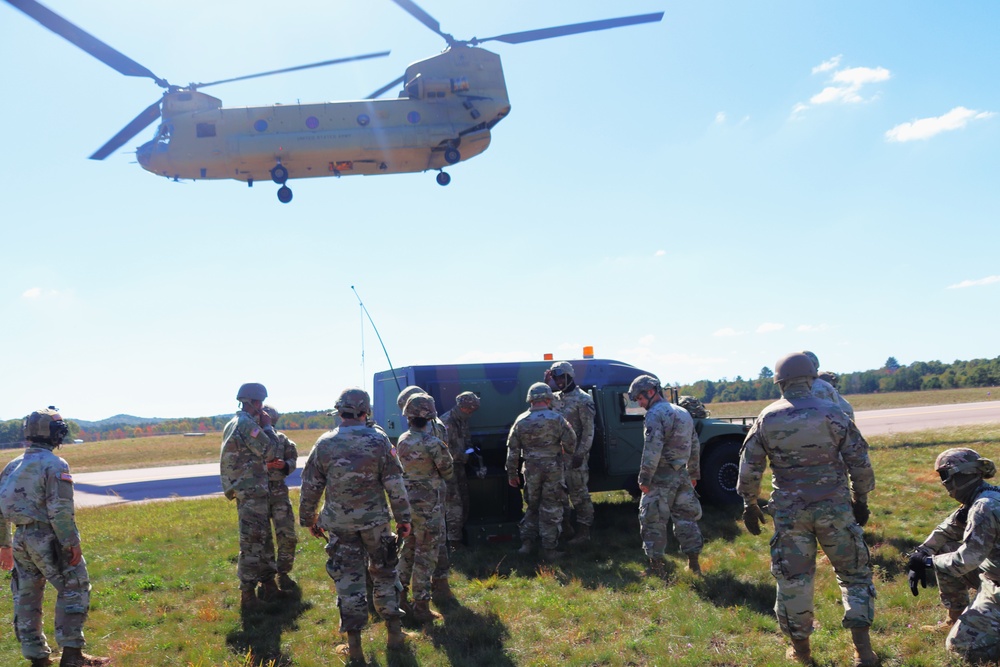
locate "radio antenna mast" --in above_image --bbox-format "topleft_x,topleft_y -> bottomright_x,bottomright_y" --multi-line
351,286 -> 401,393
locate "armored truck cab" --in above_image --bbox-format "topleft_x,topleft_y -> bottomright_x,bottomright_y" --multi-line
372,359 -> 749,525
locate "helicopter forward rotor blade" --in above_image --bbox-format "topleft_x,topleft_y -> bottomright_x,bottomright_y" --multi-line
5,0 -> 168,86
193,51 -> 391,89
474,12 -> 664,46
89,99 -> 162,160
390,0 -> 451,42
367,75 -> 405,99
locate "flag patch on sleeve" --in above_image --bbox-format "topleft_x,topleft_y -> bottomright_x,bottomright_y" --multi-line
251,428 -> 261,438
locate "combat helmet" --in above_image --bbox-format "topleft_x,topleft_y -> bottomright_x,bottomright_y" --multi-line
935,447 -> 996,502
628,374 -> 661,401
24,407 -> 69,447
262,404 -> 281,423
404,394 -> 437,419
678,395 -> 708,419
526,382 -> 555,403
237,382 -> 268,402
773,353 -> 818,383
549,361 -> 574,378
455,391 -> 481,411
335,388 -> 371,418
801,351 -> 820,372
397,385 -> 426,411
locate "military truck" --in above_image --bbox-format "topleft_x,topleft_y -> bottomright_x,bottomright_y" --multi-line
372,358 -> 751,529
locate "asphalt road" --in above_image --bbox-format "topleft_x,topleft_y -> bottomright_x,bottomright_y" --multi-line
73,401 -> 1000,508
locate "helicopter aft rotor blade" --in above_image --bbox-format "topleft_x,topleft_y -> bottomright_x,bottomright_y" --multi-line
89,99 -> 162,161
366,75 -> 405,100
389,0 -> 452,43
192,51 -> 391,89
4,0 -> 168,86
475,13 -> 664,46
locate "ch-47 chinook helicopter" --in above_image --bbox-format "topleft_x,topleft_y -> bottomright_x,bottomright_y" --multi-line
5,0 -> 662,203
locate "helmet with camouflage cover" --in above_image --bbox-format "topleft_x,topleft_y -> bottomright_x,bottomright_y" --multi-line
935,447 -> 996,502
774,353 -> 818,383
24,407 -> 69,446
403,394 -> 437,419
549,361 -> 574,378
397,385 -> 426,411
818,371 -> 839,388
335,388 -> 371,417
456,391 -> 481,411
526,382 -> 555,403
801,351 -> 820,372
236,382 -> 268,402
262,404 -> 281,423
678,395 -> 708,419
628,374 -> 661,401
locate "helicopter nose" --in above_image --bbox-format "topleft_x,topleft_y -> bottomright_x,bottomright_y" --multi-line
136,140 -> 153,168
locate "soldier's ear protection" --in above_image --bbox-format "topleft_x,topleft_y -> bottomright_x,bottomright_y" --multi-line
50,420 -> 69,443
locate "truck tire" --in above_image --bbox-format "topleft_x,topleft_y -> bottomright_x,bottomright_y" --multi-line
698,438 -> 742,506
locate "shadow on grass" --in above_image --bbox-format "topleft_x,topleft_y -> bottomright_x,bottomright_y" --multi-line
226,586 -> 312,667
424,600 -> 515,667
690,570 -> 776,616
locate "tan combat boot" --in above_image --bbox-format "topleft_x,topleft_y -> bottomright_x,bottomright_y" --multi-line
686,552 -> 702,575
567,523 -> 591,546
58,647 -> 111,666
517,539 -> 534,555
336,630 -> 364,665
851,626 -> 879,667
385,617 -> 415,650
785,637 -> 813,666
412,599 -> 443,624
29,657 -> 53,667
431,577 -> 456,605
920,607 -> 963,633
398,586 -> 414,617
643,557 -> 666,577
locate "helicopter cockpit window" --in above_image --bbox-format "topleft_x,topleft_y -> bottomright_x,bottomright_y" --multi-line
156,124 -> 172,147
196,122 -> 217,138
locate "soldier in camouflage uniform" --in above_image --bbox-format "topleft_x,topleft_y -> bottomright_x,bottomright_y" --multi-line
396,394 -> 455,624
802,350 -> 855,421
506,382 -> 576,560
738,352 -> 878,667
260,405 -> 299,592
220,382 -> 279,611
906,448 -> 1000,664
547,361 -> 597,546
299,388 -> 413,662
0,407 -> 109,667
628,375 -> 704,576
440,392 -> 480,548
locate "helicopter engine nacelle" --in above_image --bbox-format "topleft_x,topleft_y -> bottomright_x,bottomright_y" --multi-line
162,90 -> 223,117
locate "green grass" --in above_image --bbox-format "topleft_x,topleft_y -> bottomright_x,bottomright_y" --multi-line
1,425 -> 998,665
708,386 -> 999,418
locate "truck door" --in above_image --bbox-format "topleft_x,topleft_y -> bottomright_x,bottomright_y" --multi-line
595,387 -> 645,476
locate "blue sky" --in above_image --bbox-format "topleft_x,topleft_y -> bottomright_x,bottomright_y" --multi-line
1,0 -> 997,421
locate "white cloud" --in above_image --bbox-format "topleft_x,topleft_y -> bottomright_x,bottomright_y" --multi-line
715,111 -> 726,124
947,275 -> 1000,289
797,323 -> 829,332
712,327 -> 746,337
22,287 -> 61,299
654,249 -> 666,257
638,334 -> 655,346
794,60 -> 890,116
756,322 -> 785,333
885,106 -> 996,142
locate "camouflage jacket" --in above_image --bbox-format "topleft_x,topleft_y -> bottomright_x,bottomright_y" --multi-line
639,399 -> 697,487
505,406 -> 576,477
688,427 -> 701,481
554,386 -> 596,461
926,483 -> 1000,582
299,424 -> 411,531
267,431 -> 299,484
812,377 -> 855,422
0,445 -> 80,549
220,411 -> 277,501
737,379 -> 875,511
396,427 -> 455,497
440,409 -> 469,465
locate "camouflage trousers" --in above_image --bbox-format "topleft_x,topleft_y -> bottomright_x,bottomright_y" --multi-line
268,481 -> 298,575
399,490 -> 445,601
519,458 -> 567,550
10,522 -> 91,660
932,540 -> 982,612
445,464 -> 469,542
563,464 -> 594,527
326,523 -> 402,632
639,468 -> 703,557
944,572 -> 1000,662
235,496 -> 276,590
769,501 -> 874,640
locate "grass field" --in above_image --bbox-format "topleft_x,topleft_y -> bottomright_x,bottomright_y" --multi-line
0,424 -> 998,666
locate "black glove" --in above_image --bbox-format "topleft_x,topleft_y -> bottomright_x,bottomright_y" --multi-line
907,552 -> 929,596
852,500 -> 870,527
742,504 -> 766,536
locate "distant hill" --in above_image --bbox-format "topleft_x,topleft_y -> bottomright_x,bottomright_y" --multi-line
71,414 -> 167,429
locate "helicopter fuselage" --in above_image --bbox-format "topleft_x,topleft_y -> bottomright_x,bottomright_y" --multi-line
137,45 -> 510,183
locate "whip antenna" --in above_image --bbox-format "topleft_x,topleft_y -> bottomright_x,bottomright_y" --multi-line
351,286 -> 401,393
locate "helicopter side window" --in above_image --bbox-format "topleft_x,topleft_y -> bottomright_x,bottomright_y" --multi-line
196,122 -> 217,138
156,123 -> 173,147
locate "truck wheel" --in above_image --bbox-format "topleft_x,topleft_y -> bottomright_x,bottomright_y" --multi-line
698,438 -> 742,506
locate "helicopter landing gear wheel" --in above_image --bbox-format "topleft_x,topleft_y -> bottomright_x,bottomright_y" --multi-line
444,147 -> 460,164
436,171 -> 451,186
270,164 -> 289,184
277,185 -> 293,203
